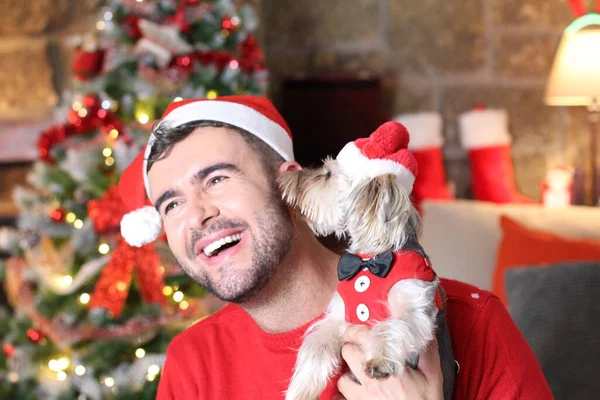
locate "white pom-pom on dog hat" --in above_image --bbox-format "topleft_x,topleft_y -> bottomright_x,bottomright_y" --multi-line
336,121 -> 418,194
118,95 -> 295,247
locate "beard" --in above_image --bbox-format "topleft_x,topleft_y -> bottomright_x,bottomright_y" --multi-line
178,185 -> 294,303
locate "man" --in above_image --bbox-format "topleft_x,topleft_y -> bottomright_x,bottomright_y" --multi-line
118,96 -> 553,399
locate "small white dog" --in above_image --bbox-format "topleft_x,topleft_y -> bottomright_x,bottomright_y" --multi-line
278,122 -> 453,400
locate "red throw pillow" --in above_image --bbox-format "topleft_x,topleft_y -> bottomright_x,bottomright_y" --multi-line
493,215 -> 600,306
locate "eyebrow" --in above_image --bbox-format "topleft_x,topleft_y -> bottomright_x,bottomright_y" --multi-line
153,163 -> 240,213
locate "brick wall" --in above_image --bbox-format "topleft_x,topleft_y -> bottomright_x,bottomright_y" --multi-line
263,0 -> 592,200
0,0 -> 592,201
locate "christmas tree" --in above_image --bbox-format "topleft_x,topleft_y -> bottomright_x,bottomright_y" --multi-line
0,0 -> 267,398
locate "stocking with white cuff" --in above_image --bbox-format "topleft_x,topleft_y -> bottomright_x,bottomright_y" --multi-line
458,108 -> 535,204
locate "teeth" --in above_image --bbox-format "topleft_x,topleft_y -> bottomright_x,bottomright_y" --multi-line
203,233 -> 243,257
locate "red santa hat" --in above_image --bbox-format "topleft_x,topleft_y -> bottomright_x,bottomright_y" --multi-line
335,121 -> 418,194
118,95 -> 294,247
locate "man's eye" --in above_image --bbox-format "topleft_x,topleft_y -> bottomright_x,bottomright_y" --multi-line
164,201 -> 179,215
207,176 -> 227,187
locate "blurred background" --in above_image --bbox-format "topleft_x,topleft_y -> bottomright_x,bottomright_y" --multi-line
0,0 -> 599,399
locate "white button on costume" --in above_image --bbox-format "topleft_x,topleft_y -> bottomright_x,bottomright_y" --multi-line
356,304 -> 370,322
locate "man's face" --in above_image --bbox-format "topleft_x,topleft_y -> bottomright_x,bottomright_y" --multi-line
147,127 -> 294,303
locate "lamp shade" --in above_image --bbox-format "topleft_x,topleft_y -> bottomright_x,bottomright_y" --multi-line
545,14 -> 600,106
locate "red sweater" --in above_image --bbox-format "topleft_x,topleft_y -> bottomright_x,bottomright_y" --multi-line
156,279 -> 554,400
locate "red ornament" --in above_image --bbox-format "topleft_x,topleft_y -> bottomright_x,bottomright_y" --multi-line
3,343 -> 15,357
89,240 -> 167,317
174,55 -> 194,73
123,15 -> 143,40
26,328 -> 43,344
49,208 -> 66,223
221,16 -> 233,30
72,48 -> 105,81
87,185 -> 128,234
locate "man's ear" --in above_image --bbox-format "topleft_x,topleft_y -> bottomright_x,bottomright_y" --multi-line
278,160 -> 303,173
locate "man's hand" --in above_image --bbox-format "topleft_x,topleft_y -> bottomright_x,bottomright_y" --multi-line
336,324 -> 443,400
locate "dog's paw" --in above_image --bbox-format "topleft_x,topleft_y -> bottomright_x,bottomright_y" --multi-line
364,358 -> 399,380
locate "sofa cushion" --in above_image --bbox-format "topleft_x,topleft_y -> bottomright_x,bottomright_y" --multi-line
420,200 -> 600,290
505,262 -> 600,400
494,216 -> 600,304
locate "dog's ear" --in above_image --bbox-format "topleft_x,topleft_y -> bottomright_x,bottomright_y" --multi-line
351,174 -> 409,224
276,170 -> 302,208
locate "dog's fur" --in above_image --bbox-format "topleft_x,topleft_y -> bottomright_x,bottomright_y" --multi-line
278,158 -> 442,400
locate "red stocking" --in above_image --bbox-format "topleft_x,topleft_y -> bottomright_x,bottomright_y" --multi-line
459,109 -> 536,204
395,112 -> 452,210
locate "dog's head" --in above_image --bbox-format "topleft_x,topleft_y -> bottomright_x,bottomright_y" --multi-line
277,122 -> 421,254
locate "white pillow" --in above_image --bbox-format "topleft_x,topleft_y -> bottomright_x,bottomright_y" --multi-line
420,200 -> 600,290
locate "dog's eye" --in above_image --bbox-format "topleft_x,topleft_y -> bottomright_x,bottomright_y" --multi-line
325,170 -> 332,179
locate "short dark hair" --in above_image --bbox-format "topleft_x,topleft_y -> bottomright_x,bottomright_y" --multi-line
146,120 -> 285,176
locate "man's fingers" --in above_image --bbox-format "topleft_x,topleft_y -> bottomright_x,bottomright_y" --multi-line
417,337 -> 442,380
343,324 -> 370,345
337,372 -> 361,395
341,343 -> 368,385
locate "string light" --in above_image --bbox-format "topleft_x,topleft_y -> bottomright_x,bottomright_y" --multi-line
173,97 -> 183,102
72,101 -> 82,111
59,275 -> 73,287
75,365 -> 86,376
221,29 -> 230,37
231,16 -> 240,26
159,265 -> 165,274
101,100 -> 112,109
102,148 -> 112,157
98,243 -> 110,254
48,359 -> 59,371
179,300 -> 189,310
79,293 -> 90,305
104,377 -> 115,387
146,364 -> 160,381
77,108 -> 88,118
8,371 -> 19,382
162,286 -> 173,296
96,21 -> 105,30
109,129 -> 119,139
229,60 -> 239,69
57,371 -> 67,381
104,11 -> 113,21
105,157 -> 115,166
116,281 -> 127,292
74,219 -> 84,229
66,212 -> 76,223
138,113 -> 149,124
172,284 -> 179,290
207,90 -> 218,99
173,291 -> 184,302
135,348 -> 146,358
49,357 -> 70,372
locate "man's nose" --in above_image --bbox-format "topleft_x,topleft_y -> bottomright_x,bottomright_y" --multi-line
187,197 -> 220,229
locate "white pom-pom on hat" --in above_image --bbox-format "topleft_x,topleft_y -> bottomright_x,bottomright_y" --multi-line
118,150 -> 162,247
120,206 -> 162,248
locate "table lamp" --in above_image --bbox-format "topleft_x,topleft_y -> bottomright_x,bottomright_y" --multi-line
545,12 -> 600,206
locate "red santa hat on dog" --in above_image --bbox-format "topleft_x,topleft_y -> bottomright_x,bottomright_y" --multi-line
335,121 -> 418,194
119,95 -> 294,247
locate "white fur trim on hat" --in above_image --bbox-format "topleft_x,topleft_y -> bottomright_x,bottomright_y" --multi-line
143,100 -> 294,200
120,206 -> 162,247
458,109 -> 511,149
336,142 -> 415,194
394,112 -> 444,150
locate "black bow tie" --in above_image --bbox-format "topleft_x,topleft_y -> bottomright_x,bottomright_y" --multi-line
337,251 -> 395,281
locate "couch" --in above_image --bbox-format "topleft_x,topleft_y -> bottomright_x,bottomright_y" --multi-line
419,200 -> 600,399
